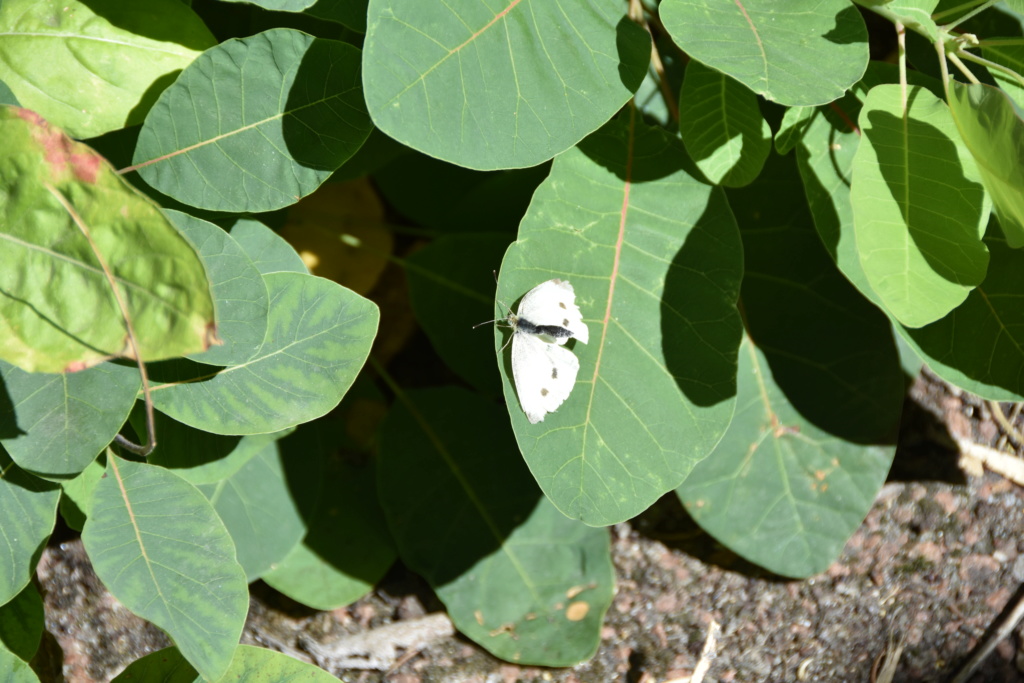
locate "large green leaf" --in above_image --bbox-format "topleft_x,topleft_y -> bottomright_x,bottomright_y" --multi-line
0,108 -> 215,373
781,63 -> 944,308
678,338 -> 896,578
496,114 -> 742,526
82,455 -> 248,682
660,0 -> 868,107
0,0 -> 215,138
132,29 -> 373,212
379,387 -> 614,666
0,360 -> 139,479
362,0 -> 650,170
851,84 -> 989,328
678,60 -> 771,187
149,272 -> 379,435
900,231 -> 1024,401
948,81 -> 1024,248
166,211 -> 270,367
0,450 -> 59,606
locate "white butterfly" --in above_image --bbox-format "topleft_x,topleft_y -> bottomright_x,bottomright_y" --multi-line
504,279 -> 589,424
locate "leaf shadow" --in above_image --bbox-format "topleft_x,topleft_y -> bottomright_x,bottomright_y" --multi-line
661,191 -> 743,408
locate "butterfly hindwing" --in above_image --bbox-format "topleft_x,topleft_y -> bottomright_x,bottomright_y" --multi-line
511,332 -> 581,424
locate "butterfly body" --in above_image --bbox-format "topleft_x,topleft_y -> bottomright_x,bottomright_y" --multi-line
505,279 -> 589,424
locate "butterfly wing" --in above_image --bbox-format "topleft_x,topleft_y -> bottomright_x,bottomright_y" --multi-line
511,331 -> 581,423
516,279 -> 589,345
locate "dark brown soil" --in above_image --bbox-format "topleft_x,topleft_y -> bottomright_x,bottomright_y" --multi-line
30,370 -> 1024,682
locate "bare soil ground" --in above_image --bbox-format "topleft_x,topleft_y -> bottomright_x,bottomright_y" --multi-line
30,370 -> 1024,682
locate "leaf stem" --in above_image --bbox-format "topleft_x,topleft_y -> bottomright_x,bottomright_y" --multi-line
948,51 -> 982,84
957,49 -> 1024,89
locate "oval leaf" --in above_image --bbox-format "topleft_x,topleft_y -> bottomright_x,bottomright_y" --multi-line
165,211 -> 270,367
497,114 -> 742,526
851,84 -> 989,328
661,0 -> 868,107
0,360 -> 139,479
379,387 -> 614,666
678,60 -> 771,187
678,337 -> 896,578
362,0 -> 650,169
0,0 -> 215,138
132,29 -> 373,212
0,108 -> 215,373
149,272 -> 379,435
82,455 -> 248,682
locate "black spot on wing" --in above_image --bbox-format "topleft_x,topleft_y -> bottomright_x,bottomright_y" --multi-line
540,388 -> 549,396
562,318 -> 569,326
558,301 -> 567,309
551,367 -> 558,379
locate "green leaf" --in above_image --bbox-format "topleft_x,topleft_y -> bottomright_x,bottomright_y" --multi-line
0,0 -> 215,138
166,211 -> 270,367
678,338 -> 896,578
379,387 -> 614,667
406,233 -> 509,394
660,0 -> 868,107
262,455 -> 394,610
133,29 -> 373,212
784,63 -> 944,308
215,644 -> 341,681
899,231 -> 1024,401
678,60 -> 771,187
0,360 -> 138,479
0,584 -> 43,662
948,82 -> 1024,248
82,455 -> 248,682
362,0 -> 650,170
851,84 -> 989,328
197,435 -> 321,581
227,219 -> 309,276
0,647 -> 38,683
111,647 -> 197,683
497,114 -> 742,526
149,272 -> 379,435
58,456 -> 106,531
0,108 -> 216,373
0,450 -> 59,606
